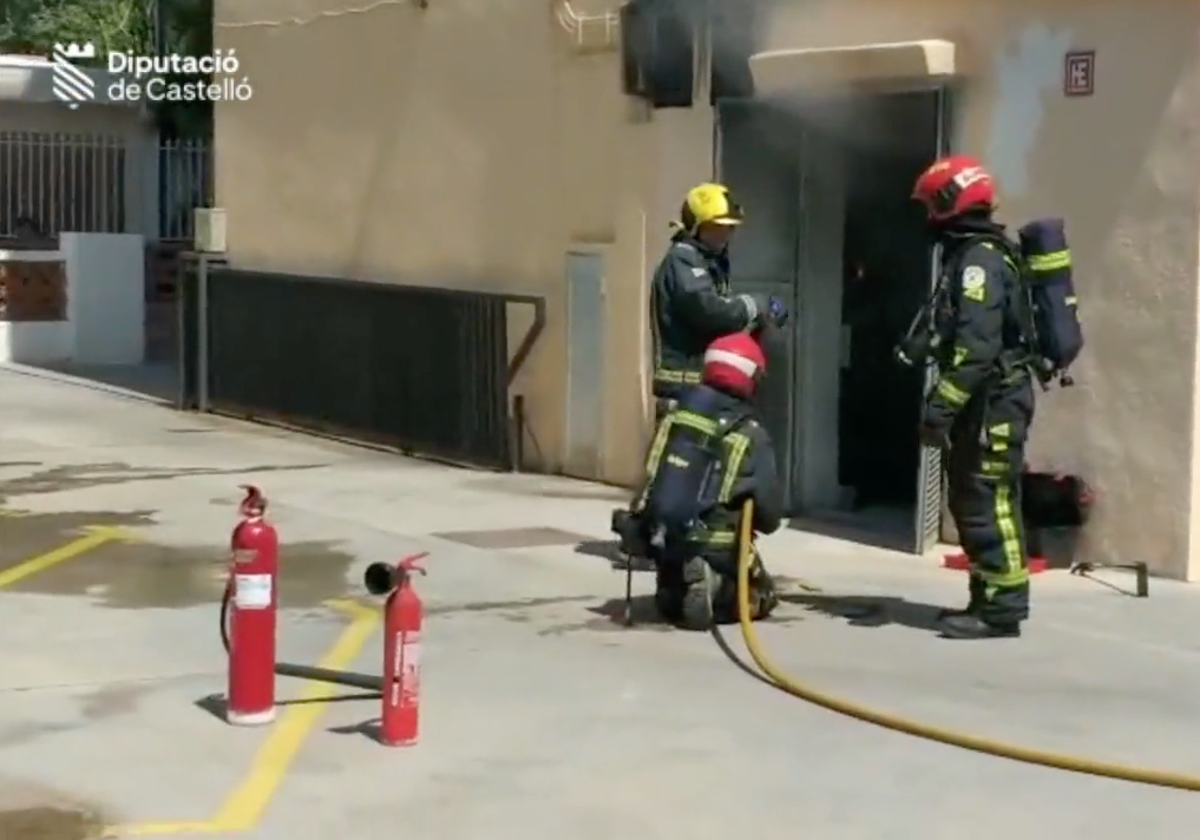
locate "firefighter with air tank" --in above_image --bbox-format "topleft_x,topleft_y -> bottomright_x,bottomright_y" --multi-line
901,154 -> 1083,640
633,331 -> 783,630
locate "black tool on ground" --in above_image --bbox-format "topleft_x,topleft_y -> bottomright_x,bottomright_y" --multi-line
1021,470 -> 1148,597
623,553 -> 635,626
1069,561 -> 1149,598
218,581 -> 384,691
612,508 -> 648,626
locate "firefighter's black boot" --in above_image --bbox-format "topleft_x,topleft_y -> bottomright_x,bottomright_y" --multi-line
653,563 -> 684,623
749,556 -> 779,620
937,613 -> 1021,639
937,573 -> 986,620
680,556 -> 718,631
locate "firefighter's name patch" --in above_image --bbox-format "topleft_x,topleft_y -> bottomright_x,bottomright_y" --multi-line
691,267 -> 708,277
961,265 -> 986,301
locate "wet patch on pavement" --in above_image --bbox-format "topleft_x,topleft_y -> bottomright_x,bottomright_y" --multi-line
0,806 -> 105,840
0,461 -> 329,502
0,518 -> 358,609
0,682 -> 169,750
0,461 -> 363,609
0,778 -> 111,840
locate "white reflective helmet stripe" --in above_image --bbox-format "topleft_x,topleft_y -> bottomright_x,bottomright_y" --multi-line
704,347 -> 759,377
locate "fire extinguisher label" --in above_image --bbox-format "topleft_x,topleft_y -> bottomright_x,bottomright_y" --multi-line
396,634 -> 421,704
235,573 -> 272,609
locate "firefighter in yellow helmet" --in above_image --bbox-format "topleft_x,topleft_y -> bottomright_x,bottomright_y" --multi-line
612,183 -> 786,562
649,183 -> 787,420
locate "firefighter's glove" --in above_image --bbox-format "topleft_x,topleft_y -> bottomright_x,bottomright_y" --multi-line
766,296 -> 789,328
918,421 -> 949,450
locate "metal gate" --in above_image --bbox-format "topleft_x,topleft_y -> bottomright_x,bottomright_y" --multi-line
716,100 -> 803,508
913,87 -> 952,555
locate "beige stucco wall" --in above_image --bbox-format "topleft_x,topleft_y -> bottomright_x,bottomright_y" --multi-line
214,0 -> 1200,578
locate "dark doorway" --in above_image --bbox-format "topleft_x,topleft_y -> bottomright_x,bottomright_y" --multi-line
717,88 -> 948,552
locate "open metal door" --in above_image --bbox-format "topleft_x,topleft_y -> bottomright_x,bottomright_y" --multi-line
715,100 -> 804,508
912,87 -> 952,554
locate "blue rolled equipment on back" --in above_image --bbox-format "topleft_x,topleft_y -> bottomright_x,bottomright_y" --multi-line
1018,218 -> 1085,386
644,385 -> 742,545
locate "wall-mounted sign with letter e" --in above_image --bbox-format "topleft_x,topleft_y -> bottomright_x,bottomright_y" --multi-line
1064,50 -> 1095,97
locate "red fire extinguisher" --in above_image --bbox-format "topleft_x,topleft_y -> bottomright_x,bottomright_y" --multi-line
225,485 -> 279,726
364,552 -> 428,746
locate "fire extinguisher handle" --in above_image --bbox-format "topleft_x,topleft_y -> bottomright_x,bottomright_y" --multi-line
238,484 -> 267,517
397,551 -> 429,576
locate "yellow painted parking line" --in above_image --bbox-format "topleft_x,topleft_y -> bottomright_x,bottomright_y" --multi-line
0,526 -> 127,588
108,599 -> 380,837
211,599 -> 379,831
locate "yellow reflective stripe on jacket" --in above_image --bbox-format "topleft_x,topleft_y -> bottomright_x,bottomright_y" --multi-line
635,415 -> 676,509
717,431 -> 750,503
973,482 -> 1030,589
654,368 -> 703,385
635,409 -> 719,508
1027,250 -> 1071,272
980,239 -> 1020,272
935,377 -> 971,407
671,409 -> 718,435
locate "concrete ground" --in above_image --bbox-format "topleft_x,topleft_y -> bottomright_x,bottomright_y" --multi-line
3,365 -> 1200,840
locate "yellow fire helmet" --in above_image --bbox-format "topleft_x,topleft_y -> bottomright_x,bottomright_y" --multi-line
679,182 -> 745,230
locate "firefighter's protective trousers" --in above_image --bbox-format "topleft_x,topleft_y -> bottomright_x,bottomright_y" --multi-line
945,375 -> 1034,624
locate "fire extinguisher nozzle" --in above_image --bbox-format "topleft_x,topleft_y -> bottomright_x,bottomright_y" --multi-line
364,562 -> 396,596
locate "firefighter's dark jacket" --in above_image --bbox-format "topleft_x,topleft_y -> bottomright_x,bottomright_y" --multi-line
651,233 -> 757,398
636,384 -> 783,546
925,225 -> 1029,433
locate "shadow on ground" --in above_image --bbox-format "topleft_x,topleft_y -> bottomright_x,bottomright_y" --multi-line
196,690 -> 381,724
781,592 -> 947,633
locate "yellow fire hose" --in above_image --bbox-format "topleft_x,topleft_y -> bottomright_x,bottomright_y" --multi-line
733,499 -> 1200,792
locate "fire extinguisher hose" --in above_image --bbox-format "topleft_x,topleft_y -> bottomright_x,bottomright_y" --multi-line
733,499 -> 1200,792
218,576 -> 384,692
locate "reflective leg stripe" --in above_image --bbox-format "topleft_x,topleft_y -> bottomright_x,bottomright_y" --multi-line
704,531 -> 737,546
974,482 -> 1029,588
654,369 -> 703,385
935,377 -> 971,407
985,422 -> 1011,453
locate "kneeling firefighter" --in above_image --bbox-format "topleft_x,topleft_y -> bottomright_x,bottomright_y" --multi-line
632,332 -> 783,630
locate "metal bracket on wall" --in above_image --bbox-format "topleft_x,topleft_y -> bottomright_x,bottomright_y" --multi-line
555,0 -> 620,54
